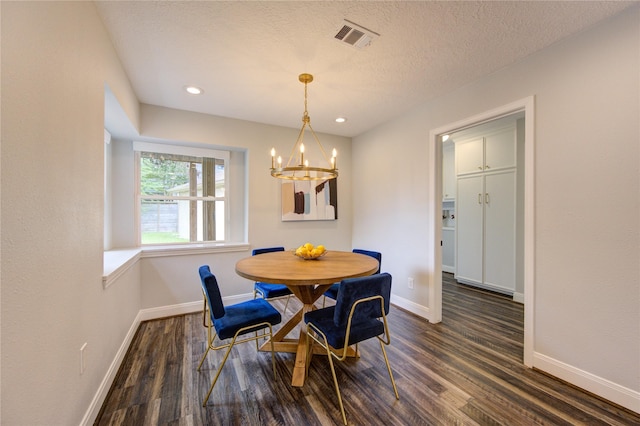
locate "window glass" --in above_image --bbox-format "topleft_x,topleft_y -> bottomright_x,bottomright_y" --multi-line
138,150 -> 227,245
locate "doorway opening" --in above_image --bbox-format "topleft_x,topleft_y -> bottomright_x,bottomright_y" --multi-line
428,96 -> 535,366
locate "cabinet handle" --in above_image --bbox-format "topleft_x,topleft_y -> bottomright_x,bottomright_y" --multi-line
478,166 -> 483,170
485,193 -> 490,204
485,165 -> 491,169
478,193 -> 482,204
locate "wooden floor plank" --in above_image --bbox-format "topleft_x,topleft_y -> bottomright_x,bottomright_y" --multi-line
95,273 -> 640,425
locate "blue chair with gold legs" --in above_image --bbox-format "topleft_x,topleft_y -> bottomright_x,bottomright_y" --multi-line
253,247 -> 293,314
305,272 -> 399,425
323,249 -> 381,307
196,265 -> 281,406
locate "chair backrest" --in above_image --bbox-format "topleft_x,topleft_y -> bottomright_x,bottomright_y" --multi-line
352,249 -> 382,274
252,246 -> 285,256
334,272 -> 392,327
199,265 -> 226,319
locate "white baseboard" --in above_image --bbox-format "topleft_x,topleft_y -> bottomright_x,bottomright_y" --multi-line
390,294 -> 432,321
81,293 -> 254,425
138,300 -> 202,321
512,292 -> 524,304
139,294 -> 253,321
442,265 -> 455,274
80,310 -> 144,426
533,352 -> 640,414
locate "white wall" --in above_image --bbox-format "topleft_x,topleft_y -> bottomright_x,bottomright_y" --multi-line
2,2 -> 638,424
127,105 -> 353,306
352,6 -> 639,409
2,2 -> 353,423
2,2 -> 353,422
138,104 -> 353,252
1,2 -> 142,424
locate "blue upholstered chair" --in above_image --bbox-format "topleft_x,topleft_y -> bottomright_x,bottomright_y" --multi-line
196,265 -> 281,406
252,247 -> 293,314
305,272 -> 399,425
323,249 -> 382,306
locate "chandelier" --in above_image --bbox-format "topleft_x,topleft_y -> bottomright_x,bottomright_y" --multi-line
270,73 -> 338,181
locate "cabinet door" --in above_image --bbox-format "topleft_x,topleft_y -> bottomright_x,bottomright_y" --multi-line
455,137 -> 484,175
442,143 -> 456,199
456,175 -> 483,284
484,126 -> 516,171
483,170 -> 516,292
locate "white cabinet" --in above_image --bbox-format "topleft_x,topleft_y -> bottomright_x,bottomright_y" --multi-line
455,137 -> 485,175
485,127 -> 517,171
455,125 -> 516,294
455,126 -> 516,175
483,171 -> 516,291
456,175 -> 484,283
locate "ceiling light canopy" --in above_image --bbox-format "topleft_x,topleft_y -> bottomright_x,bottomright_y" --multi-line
184,85 -> 203,95
270,74 -> 338,181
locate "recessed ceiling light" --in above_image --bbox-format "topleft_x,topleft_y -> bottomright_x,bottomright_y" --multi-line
335,117 -> 347,123
184,85 -> 204,95
442,134 -> 450,142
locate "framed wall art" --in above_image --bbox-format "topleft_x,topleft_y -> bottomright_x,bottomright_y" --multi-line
281,178 -> 337,221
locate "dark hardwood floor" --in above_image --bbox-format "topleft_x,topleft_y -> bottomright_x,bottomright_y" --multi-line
95,273 -> 640,425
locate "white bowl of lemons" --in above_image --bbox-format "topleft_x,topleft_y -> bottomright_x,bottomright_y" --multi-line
294,243 -> 327,260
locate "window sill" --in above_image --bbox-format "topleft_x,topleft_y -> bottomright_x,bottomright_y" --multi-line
140,242 -> 250,257
103,242 -> 250,289
103,248 -> 142,289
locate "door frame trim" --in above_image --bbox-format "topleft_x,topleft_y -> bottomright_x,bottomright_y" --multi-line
427,96 -> 535,366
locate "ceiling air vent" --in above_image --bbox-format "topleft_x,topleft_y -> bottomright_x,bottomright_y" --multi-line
334,19 -> 379,50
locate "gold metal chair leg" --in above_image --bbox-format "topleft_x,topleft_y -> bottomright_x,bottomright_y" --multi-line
197,325 -> 216,371
202,341 -> 235,406
379,340 -> 399,400
325,344 -> 347,425
197,345 -> 211,371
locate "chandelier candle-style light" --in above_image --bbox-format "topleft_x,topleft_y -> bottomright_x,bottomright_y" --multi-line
270,73 -> 338,181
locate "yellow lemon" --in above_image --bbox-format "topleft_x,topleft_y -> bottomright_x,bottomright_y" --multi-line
304,242 -> 314,251
316,245 -> 325,254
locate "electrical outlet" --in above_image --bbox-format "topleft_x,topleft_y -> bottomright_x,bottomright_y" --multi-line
408,277 -> 414,289
80,343 -> 87,375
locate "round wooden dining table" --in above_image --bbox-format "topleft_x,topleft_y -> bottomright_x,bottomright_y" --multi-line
235,250 -> 379,387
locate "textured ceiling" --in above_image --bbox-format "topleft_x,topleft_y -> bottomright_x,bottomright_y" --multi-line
96,1 -> 636,138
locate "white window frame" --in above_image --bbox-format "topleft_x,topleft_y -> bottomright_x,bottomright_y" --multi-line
133,141 -> 231,246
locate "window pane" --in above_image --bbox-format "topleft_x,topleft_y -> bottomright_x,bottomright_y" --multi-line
215,162 -> 225,197
139,151 -> 226,245
215,200 -> 225,240
140,154 -> 195,196
140,199 -> 225,244
140,200 -> 189,244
